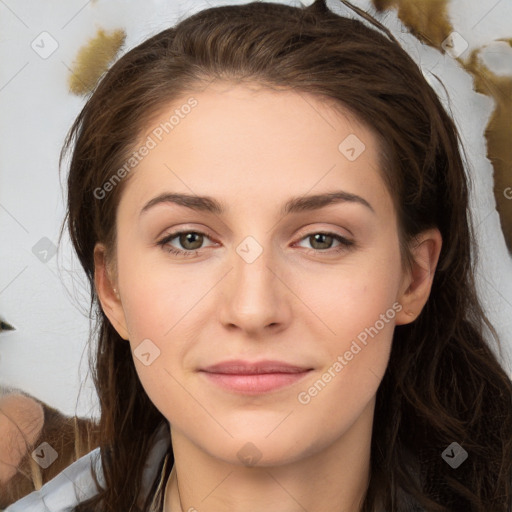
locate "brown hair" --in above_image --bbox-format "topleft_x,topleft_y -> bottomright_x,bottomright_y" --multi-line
59,0 -> 512,510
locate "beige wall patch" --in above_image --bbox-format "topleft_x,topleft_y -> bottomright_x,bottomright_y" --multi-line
372,0 -> 512,253
67,28 -> 126,96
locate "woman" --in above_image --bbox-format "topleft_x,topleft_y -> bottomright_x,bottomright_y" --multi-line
5,0 -> 512,510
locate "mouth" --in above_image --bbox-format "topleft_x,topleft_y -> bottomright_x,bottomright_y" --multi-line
198,359 -> 313,394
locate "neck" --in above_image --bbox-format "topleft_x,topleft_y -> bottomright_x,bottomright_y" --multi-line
164,400 -> 374,512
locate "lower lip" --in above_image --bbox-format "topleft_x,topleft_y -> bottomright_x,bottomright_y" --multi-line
200,370 -> 312,394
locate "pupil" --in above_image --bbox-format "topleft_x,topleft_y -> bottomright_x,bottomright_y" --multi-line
182,232 -> 202,250
313,233 -> 331,249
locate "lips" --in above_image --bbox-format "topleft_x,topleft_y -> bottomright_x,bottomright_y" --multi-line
199,360 -> 313,394
199,359 -> 312,375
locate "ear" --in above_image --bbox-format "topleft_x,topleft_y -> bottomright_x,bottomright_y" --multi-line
93,242 -> 129,340
395,228 -> 442,325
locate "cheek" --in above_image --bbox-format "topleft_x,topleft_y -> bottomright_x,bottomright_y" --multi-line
116,257 -> 211,416
116,242 -> 191,338
121,271 -> 214,349
290,248 -> 402,397
290,248 -> 403,343
293,281 -> 397,443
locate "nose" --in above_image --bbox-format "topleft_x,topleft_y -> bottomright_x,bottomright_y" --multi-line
218,238 -> 292,337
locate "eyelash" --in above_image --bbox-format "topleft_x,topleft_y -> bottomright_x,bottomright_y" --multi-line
156,230 -> 355,258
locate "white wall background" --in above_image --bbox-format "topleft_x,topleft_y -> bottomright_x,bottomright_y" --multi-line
1,0 -> 511,419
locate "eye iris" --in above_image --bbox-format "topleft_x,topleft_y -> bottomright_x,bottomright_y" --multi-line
310,233 -> 333,250
180,232 -> 203,250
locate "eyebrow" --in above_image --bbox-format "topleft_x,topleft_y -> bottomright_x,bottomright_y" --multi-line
139,190 -> 375,218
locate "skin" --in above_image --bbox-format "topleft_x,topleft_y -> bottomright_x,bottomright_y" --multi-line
94,81 -> 442,512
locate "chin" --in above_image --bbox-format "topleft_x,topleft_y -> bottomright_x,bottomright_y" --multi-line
204,433 -> 309,468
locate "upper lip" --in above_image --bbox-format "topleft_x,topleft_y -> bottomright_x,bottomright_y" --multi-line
200,359 -> 312,374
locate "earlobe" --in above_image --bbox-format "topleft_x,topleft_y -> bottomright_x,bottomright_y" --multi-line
395,228 -> 442,325
93,243 -> 129,340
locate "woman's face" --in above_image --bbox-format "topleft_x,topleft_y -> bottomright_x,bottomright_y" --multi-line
95,81 -> 432,467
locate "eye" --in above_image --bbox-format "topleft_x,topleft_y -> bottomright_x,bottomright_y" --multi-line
294,232 -> 354,255
156,230 -> 355,258
157,230 -> 215,257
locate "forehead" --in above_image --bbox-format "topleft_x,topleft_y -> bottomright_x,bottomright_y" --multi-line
117,82 -> 391,220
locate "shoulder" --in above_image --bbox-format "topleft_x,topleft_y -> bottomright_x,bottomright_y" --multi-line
4,423 -> 171,512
